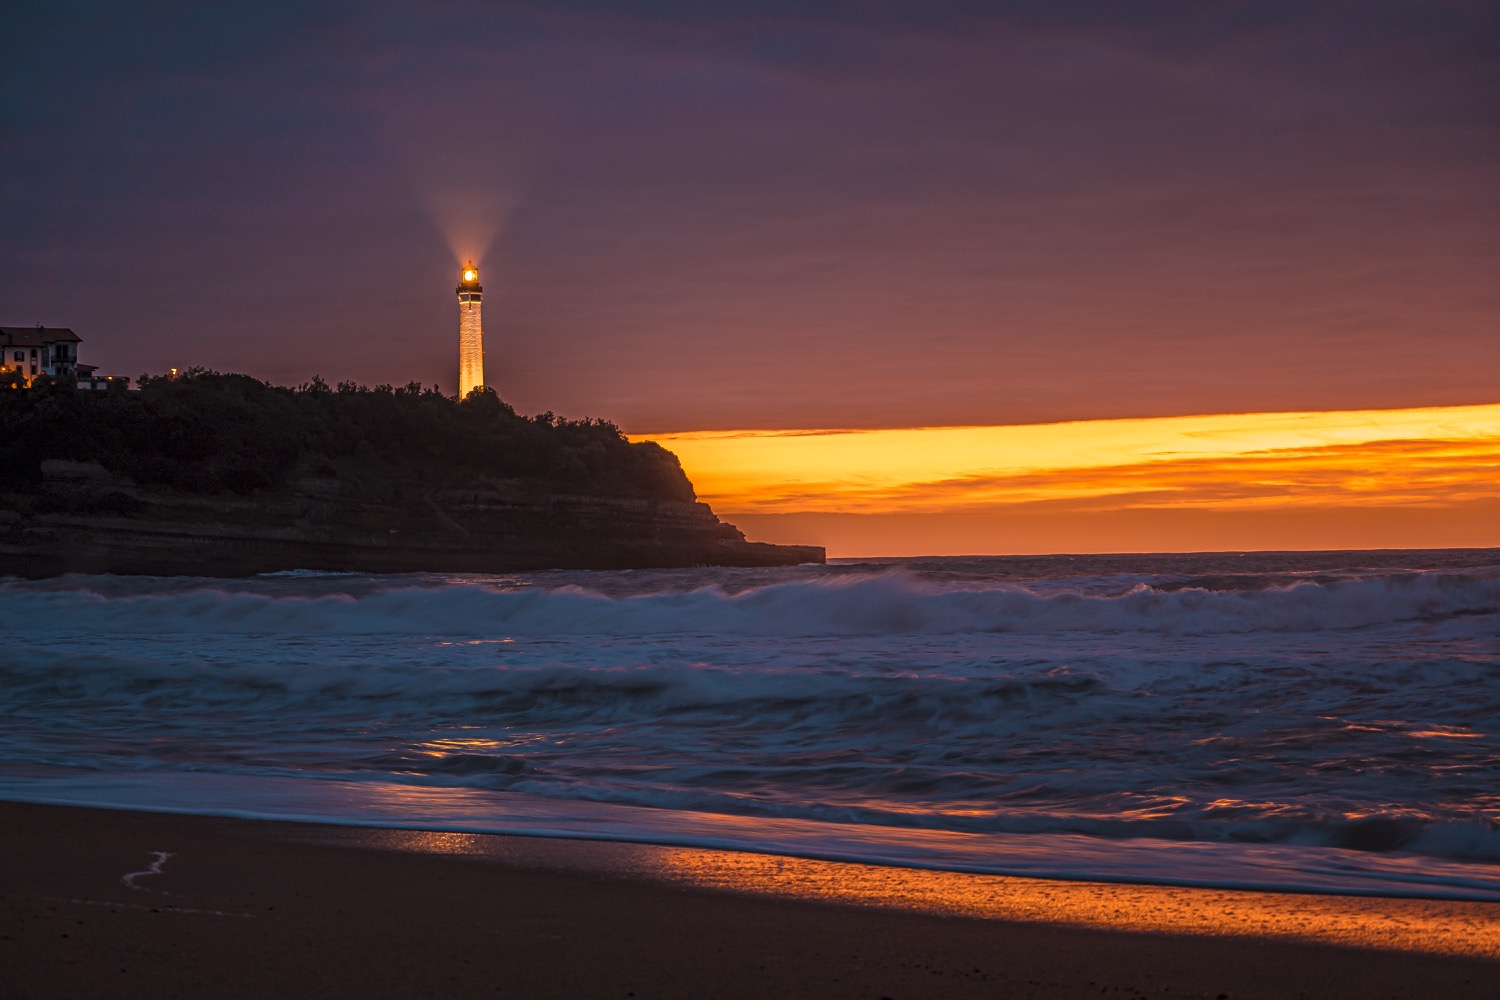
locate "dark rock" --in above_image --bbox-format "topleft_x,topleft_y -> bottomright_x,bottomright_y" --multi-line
0,473 -> 823,577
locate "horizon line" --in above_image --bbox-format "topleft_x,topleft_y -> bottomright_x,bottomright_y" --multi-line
626,400 -> 1500,440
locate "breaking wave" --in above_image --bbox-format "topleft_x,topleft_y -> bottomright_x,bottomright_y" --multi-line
6,568 -> 1498,637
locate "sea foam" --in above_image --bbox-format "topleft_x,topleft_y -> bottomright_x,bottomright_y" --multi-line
8,568 -> 1498,637
3,553 -> 1496,896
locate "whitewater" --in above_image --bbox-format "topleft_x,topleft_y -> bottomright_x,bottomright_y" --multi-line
3,549 -> 1497,899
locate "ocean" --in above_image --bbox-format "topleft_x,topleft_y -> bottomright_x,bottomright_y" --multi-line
3,549 -> 1497,900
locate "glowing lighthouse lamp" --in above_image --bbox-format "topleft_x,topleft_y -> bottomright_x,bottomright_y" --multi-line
456,261 -> 485,398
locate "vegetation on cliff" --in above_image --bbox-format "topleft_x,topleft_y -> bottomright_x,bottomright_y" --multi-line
0,371 -> 696,503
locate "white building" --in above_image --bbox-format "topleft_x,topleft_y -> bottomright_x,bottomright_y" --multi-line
457,261 -> 485,398
0,326 -> 130,389
0,326 -> 81,384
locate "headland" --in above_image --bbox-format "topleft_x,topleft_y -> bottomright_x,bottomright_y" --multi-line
0,372 -> 822,576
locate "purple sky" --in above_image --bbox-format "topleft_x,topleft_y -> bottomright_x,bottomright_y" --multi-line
4,1 -> 1496,431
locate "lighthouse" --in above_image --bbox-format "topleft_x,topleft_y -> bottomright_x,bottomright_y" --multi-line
456,260 -> 484,398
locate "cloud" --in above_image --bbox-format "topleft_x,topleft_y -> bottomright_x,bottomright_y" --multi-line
2,2 -> 1494,424
652,404 -> 1500,515
858,437 -> 1500,514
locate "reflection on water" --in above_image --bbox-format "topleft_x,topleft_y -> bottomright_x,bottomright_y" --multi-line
6,553 -> 1496,892
352,827 -> 1500,960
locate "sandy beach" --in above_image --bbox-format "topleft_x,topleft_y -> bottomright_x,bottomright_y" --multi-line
2,800 -> 1496,999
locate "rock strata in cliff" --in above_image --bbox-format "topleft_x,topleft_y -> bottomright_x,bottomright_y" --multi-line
0,462 -> 822,577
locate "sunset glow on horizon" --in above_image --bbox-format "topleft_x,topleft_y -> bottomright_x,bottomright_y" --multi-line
646,403 -> 1500,556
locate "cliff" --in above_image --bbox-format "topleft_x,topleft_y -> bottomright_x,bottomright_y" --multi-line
0,374 -> 823,577
0,462 -> 821,577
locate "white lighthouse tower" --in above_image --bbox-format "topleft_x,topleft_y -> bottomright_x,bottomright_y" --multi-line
456,260 -> 484,398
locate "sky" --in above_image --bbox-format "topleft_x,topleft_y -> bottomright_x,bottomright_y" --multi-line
658,404 -> 1500,554
4,1 -> 1497,554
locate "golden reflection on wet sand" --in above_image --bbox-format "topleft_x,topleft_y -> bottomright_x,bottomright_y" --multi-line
354,829 -> 1499,960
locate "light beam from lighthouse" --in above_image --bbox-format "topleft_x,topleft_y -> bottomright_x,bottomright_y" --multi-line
456,261 -> 484,398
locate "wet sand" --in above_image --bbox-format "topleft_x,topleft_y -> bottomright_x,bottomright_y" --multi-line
2,800 -> 1496,999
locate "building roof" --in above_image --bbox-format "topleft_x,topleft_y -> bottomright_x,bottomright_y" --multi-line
0,326 -> 82,346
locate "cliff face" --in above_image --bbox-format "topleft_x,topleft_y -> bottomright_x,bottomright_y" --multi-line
0,461 -> 823,578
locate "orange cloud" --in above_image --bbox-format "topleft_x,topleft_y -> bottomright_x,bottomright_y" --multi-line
867,437 -> 1500,514
649,404 -> 1500,513
641,404 -> 1500,555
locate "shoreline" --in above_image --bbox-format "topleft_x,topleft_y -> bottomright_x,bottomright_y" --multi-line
3,801 -> 1495,998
